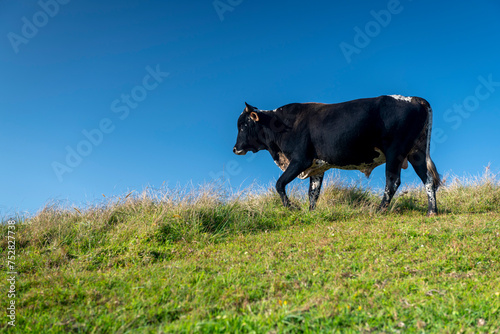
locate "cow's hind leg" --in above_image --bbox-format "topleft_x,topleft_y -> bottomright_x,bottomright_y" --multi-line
276,159 -> 313,209
408,150 -> 439,215
308,173 -> 324,211
379,155 -> 403,211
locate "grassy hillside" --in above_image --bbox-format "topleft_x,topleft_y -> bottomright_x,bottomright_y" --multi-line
2,174 -> 500,333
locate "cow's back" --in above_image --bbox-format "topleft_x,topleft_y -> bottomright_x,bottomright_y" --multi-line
280,96 -> 429,167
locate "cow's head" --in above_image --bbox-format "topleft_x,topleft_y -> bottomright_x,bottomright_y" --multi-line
233,103 -> 268,155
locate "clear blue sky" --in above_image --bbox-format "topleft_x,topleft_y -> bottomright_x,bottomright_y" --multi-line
1,0 -> 499,216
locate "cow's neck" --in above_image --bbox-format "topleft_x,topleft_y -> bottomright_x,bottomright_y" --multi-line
258,110 -> 288,159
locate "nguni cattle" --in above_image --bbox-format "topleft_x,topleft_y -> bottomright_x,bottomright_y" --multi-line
233,95 -> 441,215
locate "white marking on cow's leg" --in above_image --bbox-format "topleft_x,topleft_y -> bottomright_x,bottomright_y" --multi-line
308,174 -> 324,210
425,171 -> 436,214
389,95 -> 413,102
382,178 -> 400,206
380,161 -> 402,211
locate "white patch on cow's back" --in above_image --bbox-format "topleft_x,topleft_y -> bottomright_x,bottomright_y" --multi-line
261,109 -> 278,114
389,95 -> 413,103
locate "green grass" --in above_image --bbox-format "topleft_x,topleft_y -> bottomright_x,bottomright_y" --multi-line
2,174 -> 500,333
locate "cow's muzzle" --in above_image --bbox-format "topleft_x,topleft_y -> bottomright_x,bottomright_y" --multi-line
233,147 -> 246,155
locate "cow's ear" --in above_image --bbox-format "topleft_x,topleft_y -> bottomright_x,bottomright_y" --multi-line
245,102 -> 256,113
250,111 -> 260,122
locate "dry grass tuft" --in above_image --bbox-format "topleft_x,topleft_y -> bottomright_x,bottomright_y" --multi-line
6,170 -> 499,260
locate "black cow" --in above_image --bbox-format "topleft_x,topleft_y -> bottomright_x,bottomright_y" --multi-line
233,95 -> 441,215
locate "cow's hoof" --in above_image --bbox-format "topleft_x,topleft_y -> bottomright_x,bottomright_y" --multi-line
284,202 -> 301,211
427,211 -> 438,217
377,205 -> 389,213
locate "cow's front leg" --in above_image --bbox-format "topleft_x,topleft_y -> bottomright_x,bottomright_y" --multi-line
379,155 -> 403,211
276,159 -> 312,209
308,173 -> 324,211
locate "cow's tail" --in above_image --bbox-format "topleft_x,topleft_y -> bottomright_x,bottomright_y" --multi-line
423,101 -> 441,188
426,155 -> 441,188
